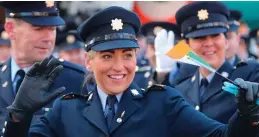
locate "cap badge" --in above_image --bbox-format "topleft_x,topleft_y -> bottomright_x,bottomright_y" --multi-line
1,31 -> 9,40
66,35 -> 76,44
45,1 -> 54,8
153,26 -> 163,36
197,9 -> 209,20
111,18 -> 123,31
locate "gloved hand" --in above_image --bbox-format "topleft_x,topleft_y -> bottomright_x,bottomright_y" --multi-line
154,29 -> 177,73
7,57 -> 66,121
234,78 -> 259,123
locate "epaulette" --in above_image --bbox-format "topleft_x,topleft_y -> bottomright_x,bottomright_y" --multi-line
58,59 -> 85,73
235,60 -> 248,68
61,93 -> 89,100
144,84 -> 166,93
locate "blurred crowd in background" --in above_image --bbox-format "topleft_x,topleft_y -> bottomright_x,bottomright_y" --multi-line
0,1 -> 259,67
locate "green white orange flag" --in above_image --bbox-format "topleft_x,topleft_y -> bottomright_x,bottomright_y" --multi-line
166,40 -> 215,73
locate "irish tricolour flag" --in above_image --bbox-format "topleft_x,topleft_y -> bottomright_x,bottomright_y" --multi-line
166,40 -> 216,73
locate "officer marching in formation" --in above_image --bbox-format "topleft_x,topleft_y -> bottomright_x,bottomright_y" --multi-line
56,30 -> 85,67
135,21 -> 181,88
2,5 -> 259,137
225,10 -> 242,66
174,1 -> 259,124
139,21 -> 197,88
0,1 -> 87,135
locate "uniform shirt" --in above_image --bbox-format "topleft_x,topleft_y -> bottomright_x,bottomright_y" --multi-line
97,86 -> 123,115
199,72 -> 215,86
198,60 -> 225,86
11,58 -> 32,94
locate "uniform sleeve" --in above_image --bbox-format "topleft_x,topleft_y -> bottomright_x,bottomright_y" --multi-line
29,99 -> 62,137
164,86 -> 257,137
3,99 -> 62,137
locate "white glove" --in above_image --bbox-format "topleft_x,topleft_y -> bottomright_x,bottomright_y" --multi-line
154,29 -> 177,73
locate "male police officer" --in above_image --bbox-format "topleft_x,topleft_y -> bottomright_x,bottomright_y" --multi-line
141,22 -> 197,87
56,30 -> 85,66
174,1 -> 259,124
226,10 -> 242,66
0,1 -> 86,135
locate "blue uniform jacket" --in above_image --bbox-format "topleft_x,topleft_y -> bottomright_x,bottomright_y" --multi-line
0,57 -> 86,135
2,83 -> 259,137
175,60 -> 259,124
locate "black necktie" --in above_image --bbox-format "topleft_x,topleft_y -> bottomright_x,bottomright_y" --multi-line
105,95 -> 117,129
15,69 -> 25,94
200,78 -> 209,98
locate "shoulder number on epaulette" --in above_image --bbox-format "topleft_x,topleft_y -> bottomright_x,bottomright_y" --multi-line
143,84 -> 166,94
61,93 -> 88,100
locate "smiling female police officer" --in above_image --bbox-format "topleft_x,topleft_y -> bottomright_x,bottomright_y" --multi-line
174,1 -> 259,124
3,6 -> 259,137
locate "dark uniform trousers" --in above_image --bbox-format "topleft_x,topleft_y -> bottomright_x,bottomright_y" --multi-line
3,83 -> 259,137
175,60 -> 259,124
0,57 -> 86,135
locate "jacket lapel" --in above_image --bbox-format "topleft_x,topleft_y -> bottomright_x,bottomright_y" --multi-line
82,88 -> 109,136
200,61 -> 234,104
0,59 -> 15,105
110,83 -> 141,134
184,70 -> 200,106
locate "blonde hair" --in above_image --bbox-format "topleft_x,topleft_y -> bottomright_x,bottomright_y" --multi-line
82,50 -> 96,93
86,50 -> 96,59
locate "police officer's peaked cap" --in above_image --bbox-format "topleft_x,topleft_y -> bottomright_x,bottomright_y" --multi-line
0,1 -> 64,26
141,22 -> 181,45
141,22 -> 181,38
176,1 -> 230,38
77,6 -> 141,52
56,30 -> 84,51
228,10 -> 242,32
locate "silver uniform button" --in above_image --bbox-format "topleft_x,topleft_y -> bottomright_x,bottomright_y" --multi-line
117,118 -> 122,123
2,128 -> 5,133
195,105 -> 200,111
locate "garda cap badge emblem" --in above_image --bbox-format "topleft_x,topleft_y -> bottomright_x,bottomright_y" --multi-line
197,9 -> 209,20
111,18 -> 123,31
45,1 -> 54,8
153,26 -> 163,36
66,35 -> 76,44
1,31 -> 9,40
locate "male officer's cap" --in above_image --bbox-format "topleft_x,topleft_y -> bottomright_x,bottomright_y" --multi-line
0,25 -> 10,46
176,1 -> 230,38
1,1 -> 64,26
141,22 -> 181,45
228,10 -> 242,32
77,6 -> 141,52
56,30 -> 84,51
